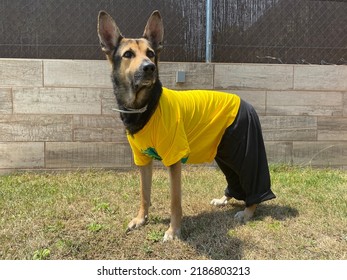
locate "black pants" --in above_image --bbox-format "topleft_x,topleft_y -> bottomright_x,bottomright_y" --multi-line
215,99 -> 276,207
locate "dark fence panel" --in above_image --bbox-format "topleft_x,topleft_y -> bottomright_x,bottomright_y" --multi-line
0,0 -> 205,61
212,0 -> 347,64
0,0 -> 346,64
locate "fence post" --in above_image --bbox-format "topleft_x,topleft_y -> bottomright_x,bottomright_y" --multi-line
205,0 -> 212,63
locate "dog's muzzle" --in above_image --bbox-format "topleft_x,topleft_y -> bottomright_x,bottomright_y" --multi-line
134,61 -> 157,91
113,61 -> 156,113
142,61 -> 156,74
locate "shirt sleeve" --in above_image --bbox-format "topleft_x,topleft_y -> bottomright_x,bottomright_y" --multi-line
127,134 -> 152,166
156,119 -> 190,167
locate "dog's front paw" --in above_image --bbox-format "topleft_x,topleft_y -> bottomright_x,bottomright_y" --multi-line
127,216 -> 147,232
163,227 -> 181,242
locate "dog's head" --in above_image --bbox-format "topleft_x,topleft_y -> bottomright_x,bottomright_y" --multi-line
97,10 -> 164,110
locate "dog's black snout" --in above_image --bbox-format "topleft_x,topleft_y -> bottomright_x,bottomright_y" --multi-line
142,62 -> 156,73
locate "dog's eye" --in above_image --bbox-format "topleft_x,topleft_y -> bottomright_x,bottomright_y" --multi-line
123,51 -> 134,59
146,50 -> 155,58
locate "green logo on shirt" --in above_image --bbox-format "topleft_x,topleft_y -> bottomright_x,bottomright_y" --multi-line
143,147 -> 162,161
142,147 -> 188,163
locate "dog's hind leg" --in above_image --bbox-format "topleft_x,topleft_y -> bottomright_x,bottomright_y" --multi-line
234,204 -> 257,223
210,195 -> 232,206
127,161 -> 153,231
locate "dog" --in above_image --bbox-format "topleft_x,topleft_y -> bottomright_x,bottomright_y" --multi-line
97,10 -> 276,241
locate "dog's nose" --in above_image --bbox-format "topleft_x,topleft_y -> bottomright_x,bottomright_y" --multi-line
142,62 -> 156,73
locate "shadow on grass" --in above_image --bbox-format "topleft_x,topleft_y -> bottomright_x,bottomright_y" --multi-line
181,209 -> 243,259
252,203 -> 299,221
180,203 -> 298,259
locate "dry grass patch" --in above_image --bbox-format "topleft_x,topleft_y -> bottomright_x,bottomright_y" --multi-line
0,165 -> 346,259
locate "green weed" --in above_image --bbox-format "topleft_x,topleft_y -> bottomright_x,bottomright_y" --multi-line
87,222 -> 103,233
32,248 -> 51,260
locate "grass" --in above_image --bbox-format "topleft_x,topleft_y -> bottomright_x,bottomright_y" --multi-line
0,165 -> 346,260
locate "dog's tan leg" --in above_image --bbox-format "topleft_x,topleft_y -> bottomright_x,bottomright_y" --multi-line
163,161 -> 182,241
210,195 -> 232,206
127,160 -> 153,231
234,204 -> 257,223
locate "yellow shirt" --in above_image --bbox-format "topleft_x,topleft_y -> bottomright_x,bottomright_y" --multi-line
127,87 -> 241,166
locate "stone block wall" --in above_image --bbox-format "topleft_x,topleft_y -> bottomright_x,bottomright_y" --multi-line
0,59 -> 346,172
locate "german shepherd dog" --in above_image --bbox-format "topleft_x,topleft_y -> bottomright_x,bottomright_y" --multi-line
98,10 -> 275,241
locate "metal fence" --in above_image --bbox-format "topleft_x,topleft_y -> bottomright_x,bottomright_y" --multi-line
0,0 -> 346,64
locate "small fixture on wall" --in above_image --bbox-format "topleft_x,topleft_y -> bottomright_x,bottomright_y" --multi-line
176,71 -> 186,83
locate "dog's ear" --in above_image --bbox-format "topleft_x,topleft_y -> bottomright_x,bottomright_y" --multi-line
143,10 -> 164,53
97,11 -> 123,55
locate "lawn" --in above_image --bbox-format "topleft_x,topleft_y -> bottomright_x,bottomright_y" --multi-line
0,165 -> 346,260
